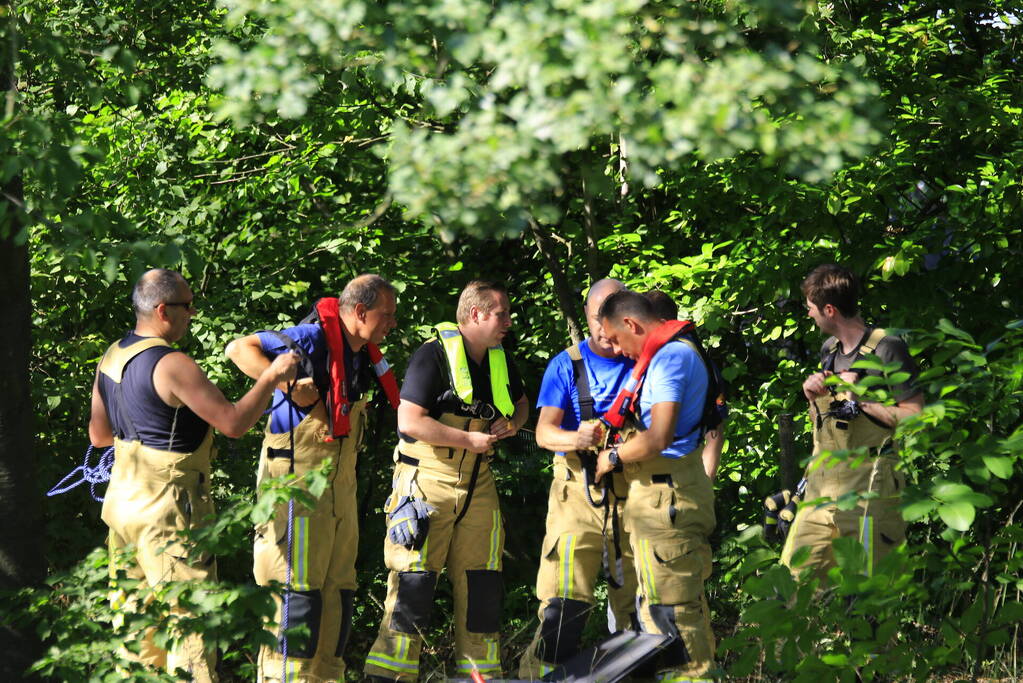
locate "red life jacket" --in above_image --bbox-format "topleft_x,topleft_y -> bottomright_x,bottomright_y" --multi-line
603,319 -> 694,430
314,298 -> 400,441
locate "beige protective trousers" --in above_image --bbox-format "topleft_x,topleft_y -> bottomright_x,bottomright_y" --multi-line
622,450 -> 716,683
365,418 -> 505,681
102,429 -> 218,683
518,452 -> 638,679
254,401 -> 366,683
781,392 -> 905,579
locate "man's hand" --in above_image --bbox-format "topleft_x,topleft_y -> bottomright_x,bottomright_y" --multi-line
594,447 -> 614,482
489,416 -> 519,440
284,376 -> 320,407
573,419 -> 606,451
467,431 -> 499,454
266,352 -> 300,385
802,370 -> 832,401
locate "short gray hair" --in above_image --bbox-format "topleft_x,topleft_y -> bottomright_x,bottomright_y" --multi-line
339,274 -> 396,312
132,269 -> 186,317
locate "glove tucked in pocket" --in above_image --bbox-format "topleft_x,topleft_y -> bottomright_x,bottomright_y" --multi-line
387,496 -> 435,550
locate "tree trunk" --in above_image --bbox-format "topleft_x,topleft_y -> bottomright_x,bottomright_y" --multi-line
777,412 -> 797,491
1,8 -> 43,676
528,218 -> 583,344
580,178 -> 601,282
0,174 -> 43,681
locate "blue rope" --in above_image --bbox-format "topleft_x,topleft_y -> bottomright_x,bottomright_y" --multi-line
46,445 -> 115,502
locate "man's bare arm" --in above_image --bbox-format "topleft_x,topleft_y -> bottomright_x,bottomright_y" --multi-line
595,401 -> 680,480
226,333 -> 319,406
398,400 -> 497,454
155,351 -> 297,438
88,372 -> 114,447
535,406 -> 604,452
861,391 -> 924,428
701,427 -> 724,480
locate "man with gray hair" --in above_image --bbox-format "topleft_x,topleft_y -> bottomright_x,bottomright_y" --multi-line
90,268 -> 299,682
227,274 -> 400,683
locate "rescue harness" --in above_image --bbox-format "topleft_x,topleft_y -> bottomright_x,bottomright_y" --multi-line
263,296 -> 400,441
603,319 -> 728,438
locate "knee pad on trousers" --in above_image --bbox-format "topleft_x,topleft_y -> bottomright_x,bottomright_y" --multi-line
390,571 -> 437,635
538,597 -> 590,664
335,589 -> 355,657
648,604 -> 691,668
278,589 -> 322,658
465,569 -> 503,633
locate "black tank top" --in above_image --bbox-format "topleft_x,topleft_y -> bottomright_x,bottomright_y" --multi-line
98,333 -> 210,452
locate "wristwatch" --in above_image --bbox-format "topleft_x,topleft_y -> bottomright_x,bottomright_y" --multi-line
608,445 -> 621,468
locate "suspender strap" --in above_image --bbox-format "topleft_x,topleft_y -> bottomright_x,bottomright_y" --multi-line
566,343 -> 595,422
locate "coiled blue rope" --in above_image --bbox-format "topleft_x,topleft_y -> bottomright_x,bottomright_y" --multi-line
46,445 -> 115,502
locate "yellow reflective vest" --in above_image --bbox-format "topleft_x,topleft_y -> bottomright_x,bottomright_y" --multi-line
434,322 -> 515,419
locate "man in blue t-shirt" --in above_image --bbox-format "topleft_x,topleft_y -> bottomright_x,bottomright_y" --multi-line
518,279 -> 642,679
595,290 -> 717,682
227,274 -> 398,683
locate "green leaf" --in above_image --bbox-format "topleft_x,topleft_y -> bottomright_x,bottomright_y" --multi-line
982,455 -> 1013,479
938,501 -> 975,531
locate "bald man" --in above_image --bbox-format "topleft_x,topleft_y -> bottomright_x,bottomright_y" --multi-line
90,268 -> 298,682
227,274 -> 399,683
518,279 -> 642,679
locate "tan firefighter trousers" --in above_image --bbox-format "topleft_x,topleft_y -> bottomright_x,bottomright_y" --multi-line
102,429 -> 218,683
518,451 -> 638,679
365,419 -> 504,681
622,449 -> 716,683
781,392 -> 906,580
254,401 -> 366,683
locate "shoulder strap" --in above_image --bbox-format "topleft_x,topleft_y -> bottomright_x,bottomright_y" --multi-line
821,337 -> 840,372
860,327 -> 887,356
566,343 -> 595,421
261,330 -> 318,384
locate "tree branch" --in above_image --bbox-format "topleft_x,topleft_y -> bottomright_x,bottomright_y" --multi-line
529,217 -> 583,344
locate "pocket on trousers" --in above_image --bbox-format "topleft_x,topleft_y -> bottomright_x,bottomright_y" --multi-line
266,447 -> 294,479
639,540 -> 704,607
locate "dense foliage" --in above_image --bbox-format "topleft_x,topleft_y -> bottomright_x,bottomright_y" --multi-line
3,0 -> 1022,680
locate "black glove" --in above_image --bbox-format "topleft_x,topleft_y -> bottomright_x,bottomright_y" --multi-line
387,496 -> 434,549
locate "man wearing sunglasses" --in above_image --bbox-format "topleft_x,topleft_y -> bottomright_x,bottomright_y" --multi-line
89,268 -> 298,682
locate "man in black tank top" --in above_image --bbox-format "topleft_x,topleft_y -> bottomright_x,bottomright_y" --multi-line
89,269 -> 297,682
783,263 -> 924,580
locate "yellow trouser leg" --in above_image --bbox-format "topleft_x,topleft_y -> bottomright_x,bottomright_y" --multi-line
254,415 -> 355,683
365,451 -> 504,681
102,436 -> 218,683
519,458 -> 637,680
623,452 -> 715,682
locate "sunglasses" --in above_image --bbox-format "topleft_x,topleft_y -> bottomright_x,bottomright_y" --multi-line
160,300 -> 196,311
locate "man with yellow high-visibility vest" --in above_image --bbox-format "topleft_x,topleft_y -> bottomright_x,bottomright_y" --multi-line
781,264 -> 922,579
364,280 -> 529,682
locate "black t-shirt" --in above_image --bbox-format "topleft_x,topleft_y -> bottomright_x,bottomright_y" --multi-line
820,328 -> 920,402
401,338 -> 525,420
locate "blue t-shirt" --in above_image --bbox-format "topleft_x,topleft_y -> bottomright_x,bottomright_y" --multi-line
536,339 -> 634,454
257,323 -> 363,434
636,340 -> 708,458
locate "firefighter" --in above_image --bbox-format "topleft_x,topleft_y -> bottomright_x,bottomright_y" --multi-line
595,290 -> 717,683
517,278 -> 641,679
90,268 -> 298,682
226,274 -> 399,683
782,263 -> 923,578
364,280 -> 529,682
